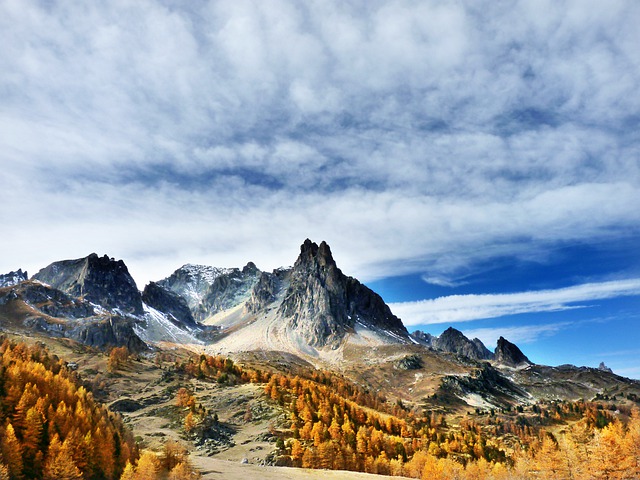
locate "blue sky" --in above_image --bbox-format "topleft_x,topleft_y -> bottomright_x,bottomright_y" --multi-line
1,1 -> 639,376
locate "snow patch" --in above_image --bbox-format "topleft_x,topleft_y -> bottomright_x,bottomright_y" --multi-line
136,304 -> 202,345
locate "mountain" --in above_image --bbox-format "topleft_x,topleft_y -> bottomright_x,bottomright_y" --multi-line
157,263 -> 260,322
0,280 -> 146,351
494,336 -> 532,367
432,327 -> 494,360
2,240 -> 639,415
411,327 -> 494,361
0,269 -> 28,288
275,239 -> 408,348
33,253 -> 143,315
157,264 -> 234,317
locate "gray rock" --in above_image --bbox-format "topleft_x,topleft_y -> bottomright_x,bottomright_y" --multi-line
433,327 -> 494,361
276,239 -> 409,348
397,354 -> 423,370
33,253 -> 143,315
494,336 -> 532,367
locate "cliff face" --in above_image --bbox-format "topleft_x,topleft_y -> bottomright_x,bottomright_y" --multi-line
142,282 -> 196,328
33,254 -> 143,315
275,239 -> 408,348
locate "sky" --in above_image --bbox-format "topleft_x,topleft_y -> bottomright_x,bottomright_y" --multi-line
1,1 -> 639,376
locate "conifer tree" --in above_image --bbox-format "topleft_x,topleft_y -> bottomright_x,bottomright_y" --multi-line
42,435 -> 83,480
1,423 -> 23,480
133,452 -> 159,480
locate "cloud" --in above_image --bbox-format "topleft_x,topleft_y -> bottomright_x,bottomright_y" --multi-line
389,279 -> 640,326
1,1 -> 639,287
462,322 -> 572,347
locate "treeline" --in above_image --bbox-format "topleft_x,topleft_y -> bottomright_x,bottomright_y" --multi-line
0,338 -> 136,479
176,352 -> 640,480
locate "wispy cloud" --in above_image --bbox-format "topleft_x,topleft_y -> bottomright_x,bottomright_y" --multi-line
389,279 -> 640,326
462,322 -> 572,347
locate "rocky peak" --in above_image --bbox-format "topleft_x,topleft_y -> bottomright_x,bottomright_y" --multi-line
32,254 -> 143,315
0,269 -> 28,288
494,336 -> 532,367
433,327 -> 494,360
277,240 -> 408,348
157,264 -> 232,312
598,362 -> 613,374
411,330 -> 435,347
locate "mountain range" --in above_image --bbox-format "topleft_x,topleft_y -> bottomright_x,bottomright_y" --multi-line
1,239 -> 637,409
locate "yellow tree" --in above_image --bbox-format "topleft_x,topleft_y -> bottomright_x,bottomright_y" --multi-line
0,464 -> 9,480
22,407 -> 45,478
301,448 -> 318,469
168,462 -> 201,480
184,411 -> 197,433
290,439 -> 304,467
589,420 -> 627,480
533,435 -> 567,480
465,457 -> 493,480
119,461 -> 136,480
133,452 -> 159,480
1,423 -> 23,480
623,409 -> 640,478
318,442 -> 334,470
43,435 -> 83,480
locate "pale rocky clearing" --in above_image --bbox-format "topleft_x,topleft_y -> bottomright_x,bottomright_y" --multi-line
191,456 -> 406,480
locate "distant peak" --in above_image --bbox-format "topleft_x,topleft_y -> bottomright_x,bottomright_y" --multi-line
442,326 -> 464,337
495,337 -> 532,367
598,362 -> 613,374
243,261 -> 258,273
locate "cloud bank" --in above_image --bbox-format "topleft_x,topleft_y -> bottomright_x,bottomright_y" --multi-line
389,278 -> 640,325
1,1 -> 639,286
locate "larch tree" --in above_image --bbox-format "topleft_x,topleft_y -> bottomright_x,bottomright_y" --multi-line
119,461 -> 135,480
133,452 -> 160,480
42,436 -> 83,480
1,423 -> 23,480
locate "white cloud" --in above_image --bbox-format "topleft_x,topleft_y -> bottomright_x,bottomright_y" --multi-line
389,279 -> 640,326
1,1 -> 639,288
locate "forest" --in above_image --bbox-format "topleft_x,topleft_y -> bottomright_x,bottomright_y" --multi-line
176,353 -> 640,480
1,340 -> 639,480
0,339 -> 199,480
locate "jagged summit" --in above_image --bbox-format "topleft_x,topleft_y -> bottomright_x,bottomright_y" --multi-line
0,269 -> 28,288
494,336 -> 532,367
276,239 -> 408,348
598,361 -> 613,373
33,253 -> 143,315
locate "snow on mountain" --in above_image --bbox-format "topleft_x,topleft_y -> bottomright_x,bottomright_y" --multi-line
134,304 -> 202,346
0,269 -> 28,288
